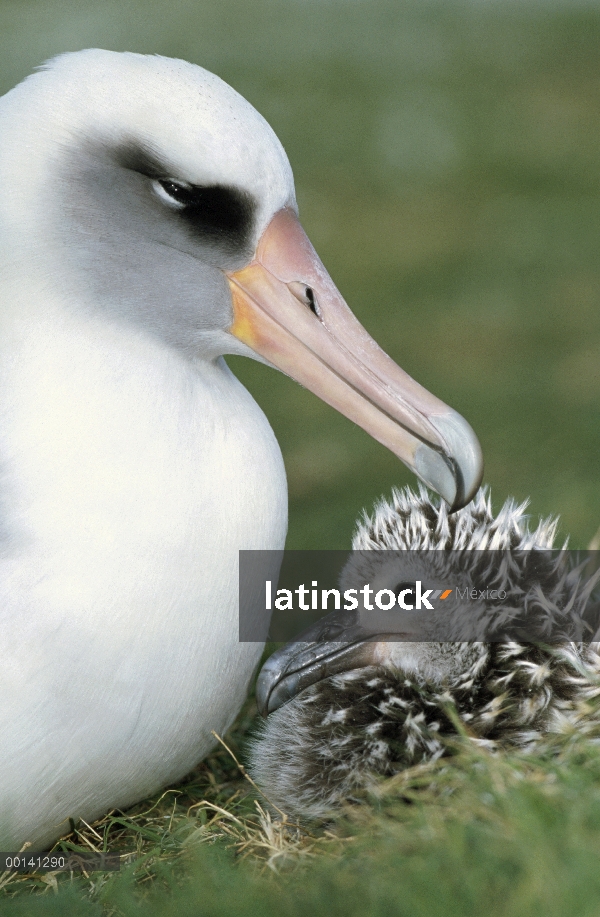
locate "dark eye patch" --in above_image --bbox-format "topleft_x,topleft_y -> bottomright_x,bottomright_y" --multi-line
156,179 -> 254,249
114,142 -> 255,252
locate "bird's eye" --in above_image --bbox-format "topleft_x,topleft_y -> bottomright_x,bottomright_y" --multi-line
151,178 -> 255,248
152,178 -> 193,209
394,582 -> 414,600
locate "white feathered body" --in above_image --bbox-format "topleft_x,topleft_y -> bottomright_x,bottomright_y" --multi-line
0,297 -> 286,848
0,50 -> 293,848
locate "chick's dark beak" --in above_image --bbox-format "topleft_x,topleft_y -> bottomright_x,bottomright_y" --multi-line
255,609 -> 405,717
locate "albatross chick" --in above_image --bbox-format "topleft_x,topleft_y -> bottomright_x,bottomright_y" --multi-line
249,487 -> 600,820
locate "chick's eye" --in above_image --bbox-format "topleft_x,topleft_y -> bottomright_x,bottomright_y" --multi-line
394,582 -> 414,599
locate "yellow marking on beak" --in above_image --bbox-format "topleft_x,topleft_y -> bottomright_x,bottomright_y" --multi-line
229,271 -> 260,348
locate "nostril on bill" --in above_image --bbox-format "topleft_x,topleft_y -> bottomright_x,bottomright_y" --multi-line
288,281 -> 321,318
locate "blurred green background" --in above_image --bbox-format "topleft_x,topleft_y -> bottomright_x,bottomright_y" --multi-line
2,0 -> 599,549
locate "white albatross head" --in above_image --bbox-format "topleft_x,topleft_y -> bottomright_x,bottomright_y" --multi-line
0,49 -> 482,508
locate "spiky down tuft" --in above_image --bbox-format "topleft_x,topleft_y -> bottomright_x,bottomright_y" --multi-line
352,484 -> 561,552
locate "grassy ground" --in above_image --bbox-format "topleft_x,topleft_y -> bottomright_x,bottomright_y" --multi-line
4,684 -> 600,916
2,0 -> 600,913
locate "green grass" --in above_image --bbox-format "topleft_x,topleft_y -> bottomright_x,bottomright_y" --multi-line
2,0 -> 600,912
4,688 -> 600,916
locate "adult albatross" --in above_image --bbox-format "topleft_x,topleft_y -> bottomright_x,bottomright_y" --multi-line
0,49 -> 482,848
